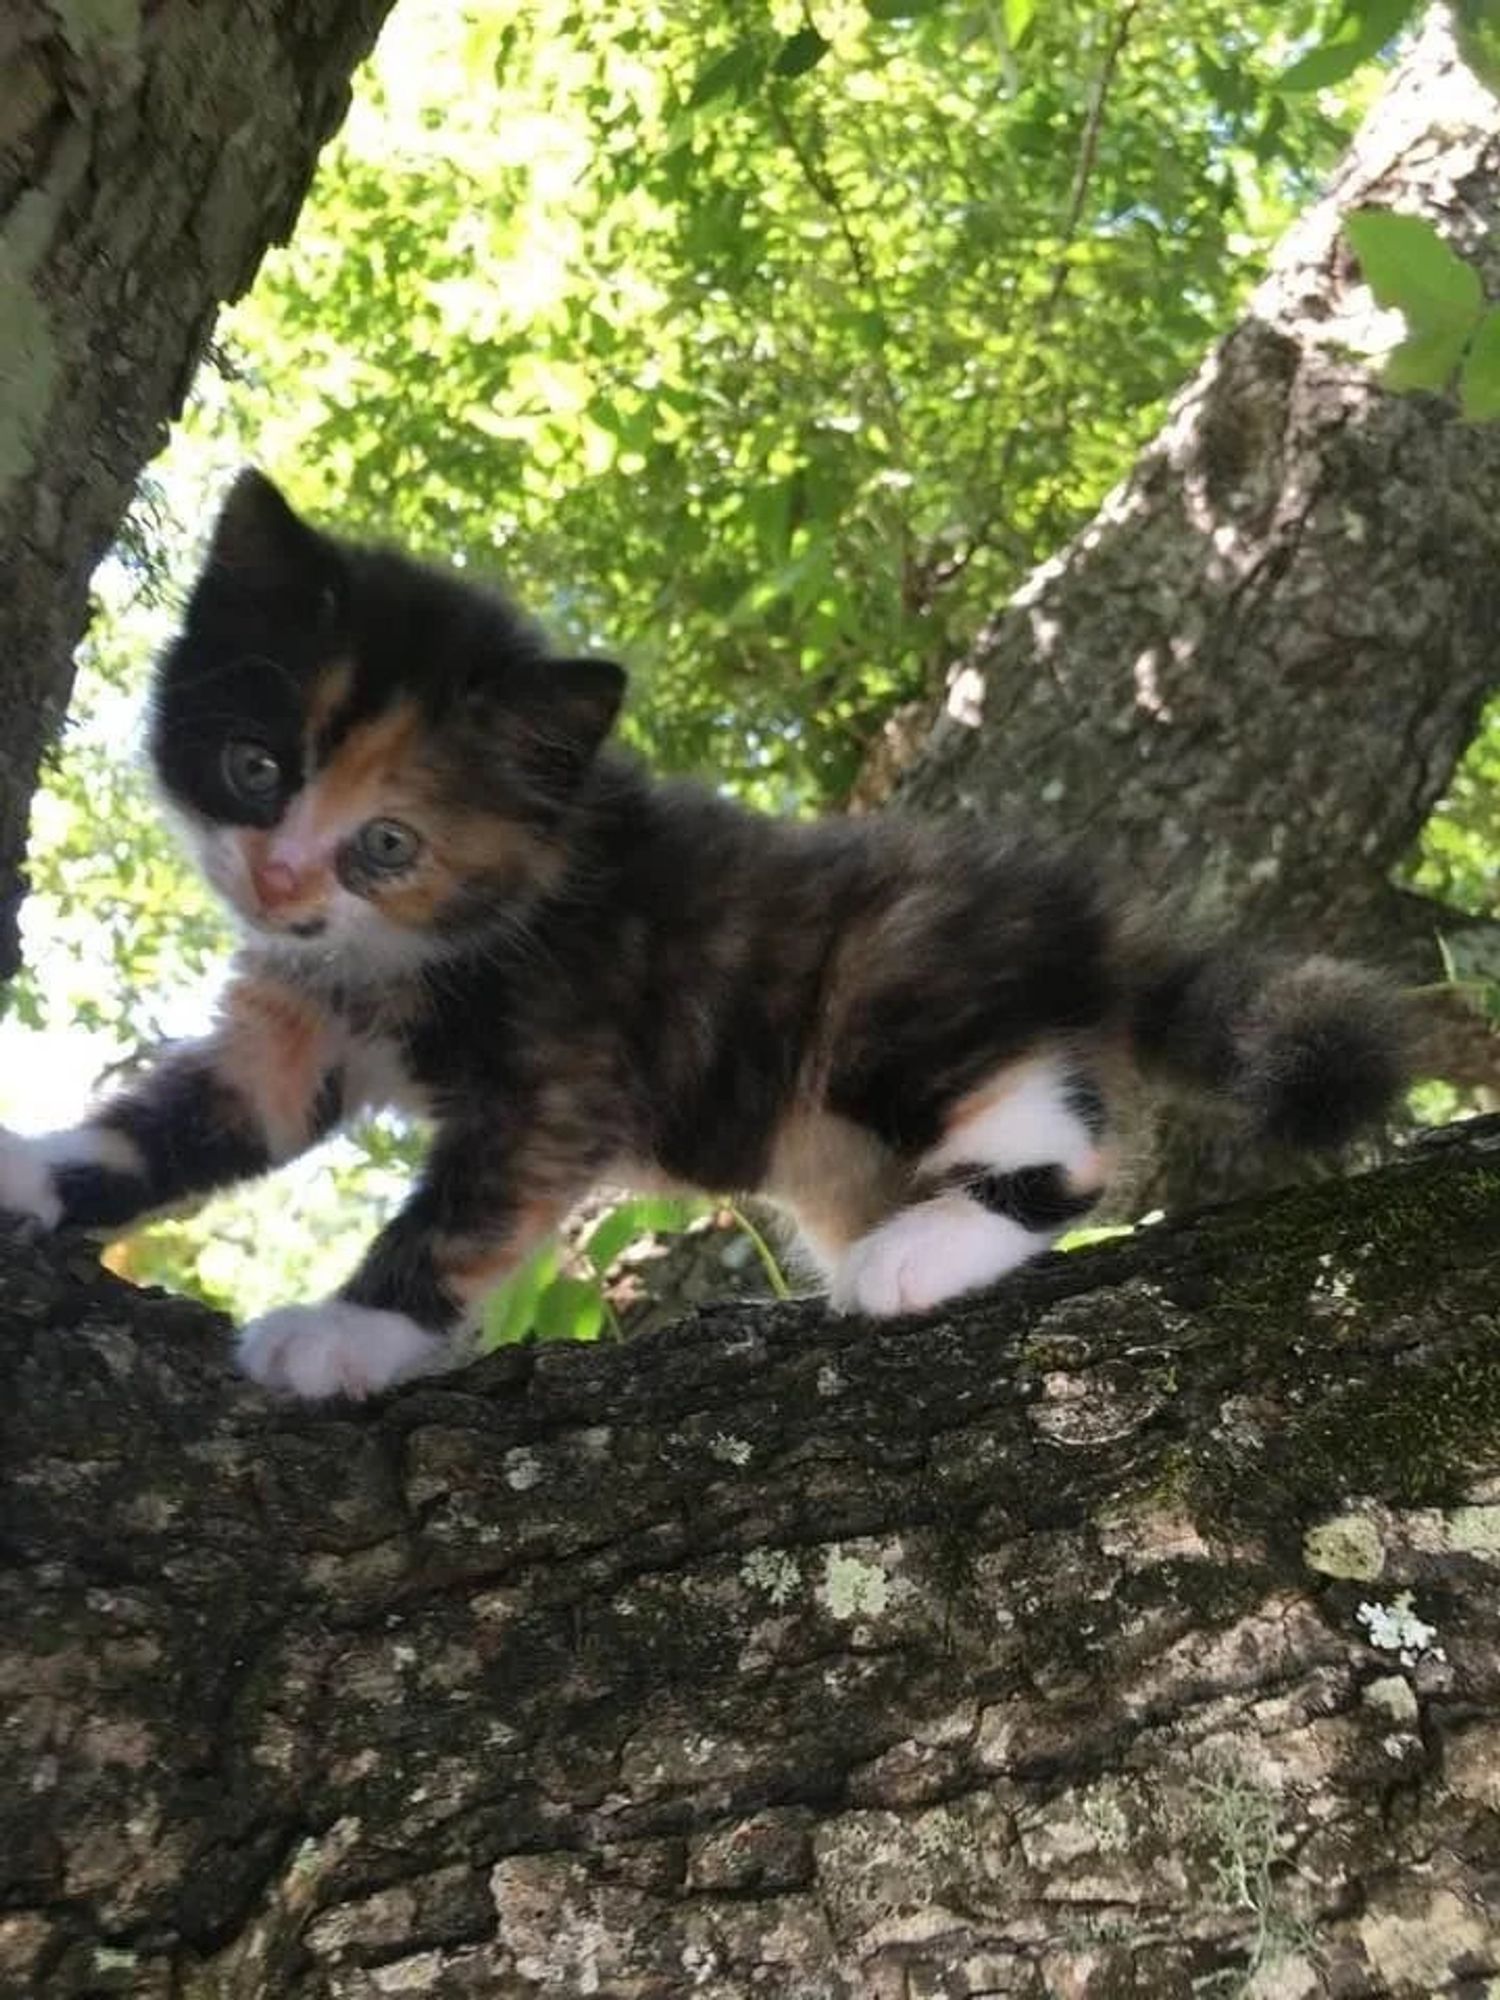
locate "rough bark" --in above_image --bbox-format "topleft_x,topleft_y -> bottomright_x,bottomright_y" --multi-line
4,1120 -> 1500,1998
0,0 -> 396,982
888,14 -> 1500,1108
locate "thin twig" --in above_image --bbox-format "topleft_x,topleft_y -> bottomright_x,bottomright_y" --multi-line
727,1202 -> 793,1301
949,0 -> 1143,613
1037,0 -> 1142,325
763,85 -> 911,468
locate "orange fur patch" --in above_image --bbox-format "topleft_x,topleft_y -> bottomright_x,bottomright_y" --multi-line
217,975 -> 343,1161
309,703 -> 423,831
297,702 -> 557,928
765,1105 -> 907,1273
370,809 -> 559,927
240,697 -> 565,934
306,658 -> 354,746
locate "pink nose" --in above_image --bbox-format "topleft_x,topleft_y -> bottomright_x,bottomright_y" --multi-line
252,859 -> 306,911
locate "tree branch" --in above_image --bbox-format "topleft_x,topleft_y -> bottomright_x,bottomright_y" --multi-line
4,1123 -> 1500,1991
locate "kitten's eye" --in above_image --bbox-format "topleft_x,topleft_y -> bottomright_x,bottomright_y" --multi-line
355,817 -> 422,873
221,739 -> 281,803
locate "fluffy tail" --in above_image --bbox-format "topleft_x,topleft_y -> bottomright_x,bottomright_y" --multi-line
1125,942 -> 1410,1149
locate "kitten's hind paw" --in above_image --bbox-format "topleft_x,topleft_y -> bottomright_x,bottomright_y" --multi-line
831,1195 -> 1038,1318
237,1299 -> 446,1400
0,1128 -> 62,1233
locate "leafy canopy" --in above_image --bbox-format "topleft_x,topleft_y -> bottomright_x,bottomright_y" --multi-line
224,0 -> 1357,806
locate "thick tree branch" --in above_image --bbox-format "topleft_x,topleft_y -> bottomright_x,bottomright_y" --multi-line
3,1124 -> 1500,1995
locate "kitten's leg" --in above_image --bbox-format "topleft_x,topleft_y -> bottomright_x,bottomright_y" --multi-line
832,1055 -> 1108,1317
237,1119 -> 597,1399
0,972 -> 346,1234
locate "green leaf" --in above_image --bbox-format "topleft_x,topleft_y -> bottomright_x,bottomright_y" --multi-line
687,40 -> 765,109
1460,306 -> 1500,420
583,1194 -> 707,1276
774,28 -> 830,78
481,1243 -> 558,1348
1344,209 -> 1483,332
1278,0 -> 1417,92
866,0 -> 945,21
1457,0 -> 1500,95
532,1274 -> 606,1343
1383,320 -> 1471,393
1003,0 -> 1038,45
1253,93 -> 1289,164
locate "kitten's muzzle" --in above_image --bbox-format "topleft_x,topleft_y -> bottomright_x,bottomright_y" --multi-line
251,856 -> 322,922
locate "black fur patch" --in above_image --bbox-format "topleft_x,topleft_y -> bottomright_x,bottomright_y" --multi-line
52,1164 -> 150,1232
945,1162 -> 1101,1234
341,1229 -> 463,1332
1062,1071 -> 1107,1141
99,1066 -> 270,1212
1128,947 -> 1406,1149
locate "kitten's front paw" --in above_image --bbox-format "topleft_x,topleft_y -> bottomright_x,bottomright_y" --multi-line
237,1299 -> 445,1400
0,1127 -> 62,1232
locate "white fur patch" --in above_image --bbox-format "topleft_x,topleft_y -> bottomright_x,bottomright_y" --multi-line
182,817 -> 255,920
923,1057 -> 1100,1184
237,1299 -> 446,1400
0,1126 -> 63,1230
831,1193 -> 1041,1317
0,1125 -> 149,1233
181,810 -> 444,979
344,1038 -> 431,1121
38,1126 -> 146,1178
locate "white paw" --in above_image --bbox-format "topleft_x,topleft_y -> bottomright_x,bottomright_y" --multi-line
831,1195 -> 1041,1318
0,1126 -> 61,1231
237,1299 -> 445,1400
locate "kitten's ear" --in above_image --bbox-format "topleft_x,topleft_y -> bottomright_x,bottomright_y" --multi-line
200,469 -> 341,614
477,656 -> 626,794
536,657 -> 627,757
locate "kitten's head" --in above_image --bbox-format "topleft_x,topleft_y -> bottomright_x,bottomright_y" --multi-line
151,470 -> 625,970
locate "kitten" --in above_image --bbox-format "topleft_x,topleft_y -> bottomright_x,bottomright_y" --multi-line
0,470 -> 1409,1399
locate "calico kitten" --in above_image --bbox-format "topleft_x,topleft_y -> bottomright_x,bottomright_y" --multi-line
0,471 -> 1408,1399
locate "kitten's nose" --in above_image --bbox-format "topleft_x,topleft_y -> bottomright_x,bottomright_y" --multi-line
251,858 -> 306,912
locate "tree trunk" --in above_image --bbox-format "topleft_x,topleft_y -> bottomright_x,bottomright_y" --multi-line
0,0 -> 396,983
884,12 -> 1500,1202
3,1122 -> 1500,1998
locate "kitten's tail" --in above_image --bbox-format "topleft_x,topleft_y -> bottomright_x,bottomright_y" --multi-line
1123,940 -> 1410,1148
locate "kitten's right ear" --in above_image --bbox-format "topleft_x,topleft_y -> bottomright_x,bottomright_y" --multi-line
200,469 -> 341,614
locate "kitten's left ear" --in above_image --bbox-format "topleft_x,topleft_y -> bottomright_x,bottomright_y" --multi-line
537,657 -> 627,757
199,468 -> 343,618
207,469 -> 316,573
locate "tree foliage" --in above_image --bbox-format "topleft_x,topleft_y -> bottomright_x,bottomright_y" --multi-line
220,0 -> 1361,802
